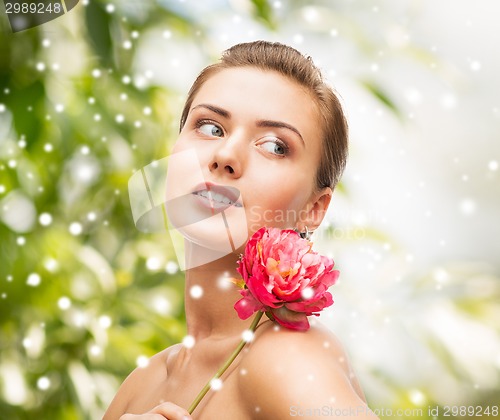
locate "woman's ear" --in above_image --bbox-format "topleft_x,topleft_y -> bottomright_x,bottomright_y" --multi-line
300,187 -> 332,232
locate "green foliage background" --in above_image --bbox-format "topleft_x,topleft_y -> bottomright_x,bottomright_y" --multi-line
0,1 -> 198,418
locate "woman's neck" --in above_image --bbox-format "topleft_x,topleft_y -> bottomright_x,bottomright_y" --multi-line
183,241 -> 259,340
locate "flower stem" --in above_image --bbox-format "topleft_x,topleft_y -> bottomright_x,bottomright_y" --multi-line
188,311 -> 264,414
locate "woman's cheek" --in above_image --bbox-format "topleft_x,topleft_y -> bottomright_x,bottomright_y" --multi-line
244,195 -> 300,232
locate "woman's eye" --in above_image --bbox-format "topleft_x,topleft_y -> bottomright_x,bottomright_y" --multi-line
198,123 -> 224,137
260,139 -> 288,156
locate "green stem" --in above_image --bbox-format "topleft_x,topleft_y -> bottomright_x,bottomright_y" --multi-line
188,311 -> 264,414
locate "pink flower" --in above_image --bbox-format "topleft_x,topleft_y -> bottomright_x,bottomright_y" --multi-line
234,227 -> 339,331
189,227 -> 340,414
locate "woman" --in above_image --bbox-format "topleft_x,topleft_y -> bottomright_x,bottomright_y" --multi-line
105,41 -> 376,419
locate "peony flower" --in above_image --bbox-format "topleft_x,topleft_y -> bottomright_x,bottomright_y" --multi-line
234,227 -> 339,331
189,226 -> 339,414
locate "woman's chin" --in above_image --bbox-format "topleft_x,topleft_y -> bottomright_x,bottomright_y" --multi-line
180,225 -> 234,252
170,210 -> 249,254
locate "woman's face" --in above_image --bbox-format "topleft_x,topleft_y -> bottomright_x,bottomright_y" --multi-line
166,67 -> 326,253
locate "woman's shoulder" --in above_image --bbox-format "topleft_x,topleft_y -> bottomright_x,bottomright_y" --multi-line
237,319 -> 372,418
102,343 -> 182,419
242,318 -> 350,375
123,343 -> 181,388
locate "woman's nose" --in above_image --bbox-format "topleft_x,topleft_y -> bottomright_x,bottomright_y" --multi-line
208,133 -> 245,177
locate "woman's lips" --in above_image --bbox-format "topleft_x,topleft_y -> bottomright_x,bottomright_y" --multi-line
191,182 -> 242,211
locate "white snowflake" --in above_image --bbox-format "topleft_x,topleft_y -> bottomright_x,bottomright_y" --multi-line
43,258 -> 58,272
89,344 -> 102,356
292,34 -> 304,44
58,296 -> 71,310
27,273 -> 41,287
210,378 -> 223,391
165,261 -> 178,274
190,285 -> 203,299
241,330 -> 254,343
301,287 -> 314,299
22,338 -> 32,349
470,60 -> 481,71
69,222 -> 83,236
408,389 -> 426,405
39,212 -> 52,226
182,335 -> 195,349
146,257 -> 161,271
152,296 -> 171,315
98,315 -> 112,329
74,158 -> 96,183
37,377 -> 50,391
136,355 -> 149,368
217,275 -> 232,290
460,198 -> 476,215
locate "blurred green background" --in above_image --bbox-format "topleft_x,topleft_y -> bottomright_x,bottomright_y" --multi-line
1,0 -> 499,419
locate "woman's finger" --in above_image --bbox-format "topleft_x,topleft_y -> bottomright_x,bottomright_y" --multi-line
150,401 -> 192,420
119,414 -> 165,420
118,401 -> 191,420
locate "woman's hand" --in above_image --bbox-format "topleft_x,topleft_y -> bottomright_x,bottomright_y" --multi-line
119,402 -> 192,420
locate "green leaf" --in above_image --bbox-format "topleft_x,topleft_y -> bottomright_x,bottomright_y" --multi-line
250,0 -> 276,30
361,79 -> 403,120
5,79 -> 45,145
84,1 -> 113,66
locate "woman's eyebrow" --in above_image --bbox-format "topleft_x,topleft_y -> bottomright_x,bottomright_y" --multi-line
256,120 -> 305,146
192,103 -> 231,119
191,104 -> 305,146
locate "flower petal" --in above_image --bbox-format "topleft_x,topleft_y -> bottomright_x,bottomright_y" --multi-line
234,290 -> 265,319
271,306 -> 310,331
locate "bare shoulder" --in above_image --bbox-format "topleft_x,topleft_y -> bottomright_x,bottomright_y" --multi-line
242,319 -> 351,376
238,320 -> 375,419
103,343 -> 182,419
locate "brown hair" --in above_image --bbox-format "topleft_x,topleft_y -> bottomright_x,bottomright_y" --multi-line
179,41 -> 348,191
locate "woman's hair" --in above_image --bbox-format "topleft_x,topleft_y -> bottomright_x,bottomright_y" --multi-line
179,41 -> 348,191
